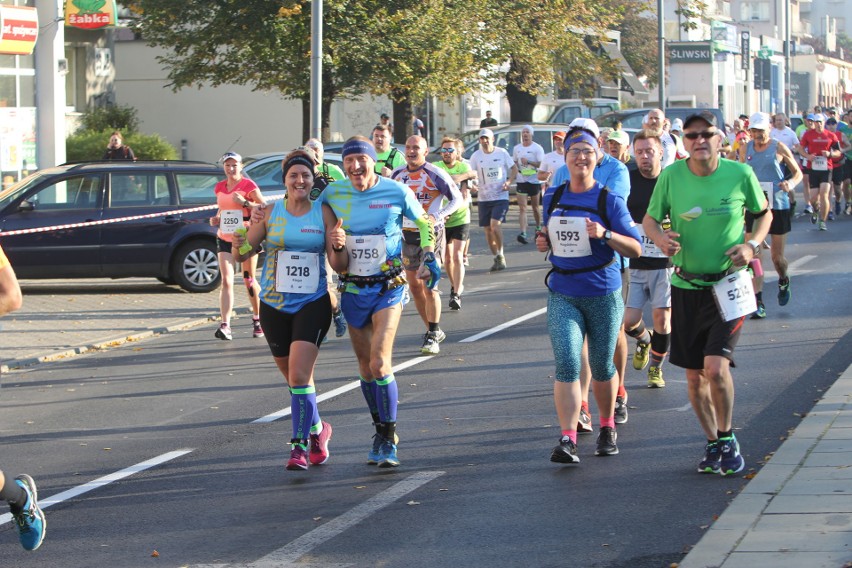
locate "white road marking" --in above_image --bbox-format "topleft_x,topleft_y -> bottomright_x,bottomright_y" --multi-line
0,449 -> 193,527
253,310 -> 548,423
242,471 -> 445,568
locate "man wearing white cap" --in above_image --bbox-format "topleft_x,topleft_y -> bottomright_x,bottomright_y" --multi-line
470,128 -> 517,271
737,112 -> 802,317
512,125 -> 545,244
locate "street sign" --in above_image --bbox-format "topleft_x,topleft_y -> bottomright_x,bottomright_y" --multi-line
741,32 -> 751,70
758,45 -> 772,59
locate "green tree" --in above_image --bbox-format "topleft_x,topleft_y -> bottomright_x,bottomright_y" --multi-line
126,0 -> 371,141
485,0 -> 621,122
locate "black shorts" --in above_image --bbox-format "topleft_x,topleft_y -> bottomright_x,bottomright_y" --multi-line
845,160 -> 852,182
745,208 -> 791,236
259,294 -> 331,357
217,237 -> 234,253
808,170 -> 831,187
669,286 -> 744,370
516,182 -> 542,196
445,223 -> 470,242
832,163 -> 846,185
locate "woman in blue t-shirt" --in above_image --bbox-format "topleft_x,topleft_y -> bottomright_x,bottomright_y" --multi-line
234,150 -> 347,472
536,129 -> 641,465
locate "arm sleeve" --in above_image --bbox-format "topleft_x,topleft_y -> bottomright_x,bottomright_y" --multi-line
432,169 -> 463,221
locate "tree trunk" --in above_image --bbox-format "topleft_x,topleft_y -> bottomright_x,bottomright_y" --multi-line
506,57 -> 537,123
391,89 -> 412,145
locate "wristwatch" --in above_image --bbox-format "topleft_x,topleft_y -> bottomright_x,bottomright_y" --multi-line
746,239 -> 761,254
603,230 -> 612,242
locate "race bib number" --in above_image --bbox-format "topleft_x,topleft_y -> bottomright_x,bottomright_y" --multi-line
483,166 -> 505,185
346,235 -> 386,276
759,182 -> 775,210
275,251 -> 320,294
547,216 -> 591,258
635,225 -> 665,258
811,156 -> 828,171
712,269 -> 757,321
220,209 -> 243,234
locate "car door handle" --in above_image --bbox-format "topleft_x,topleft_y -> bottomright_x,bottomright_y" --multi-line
163,215 -> 180,223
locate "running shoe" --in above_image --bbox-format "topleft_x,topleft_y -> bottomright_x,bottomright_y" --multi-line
215,322 -> 232,340
819,221 -> 827,231
719,435 -> 745,476
517,232 -> 529,244
594,426 -> 618,456
463,255 -> 470,266
309,421 -> 333,465
846,204 -> 852,216
750,301 -> 766,319
449,292 -> 461,311
647,366 -> 666,388
810,206 -> 818,224
332,309 -> 347,338
367,432 -> 399,464
697,441 -> 721,474
778,277 -> 791,306
402,286 -> 411,305
286,444 -> 309,470
435,328 -> 446,343
11,475 -> 46,551
577,405 -> 594,433
835,200 -> 842,216
550,437 -> 580,464
828,211 -> 836,221
489,254 -> 506,272
252,318 -> 264,338
421,331 -> 443,354
614,394 -> 628,425
803,204 -> 813,216
633,339 -> 651,370
377,438 -> 400,468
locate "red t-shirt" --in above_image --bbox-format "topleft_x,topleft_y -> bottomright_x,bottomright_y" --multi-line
800,129 -> 839,170
215,177 -> 259,241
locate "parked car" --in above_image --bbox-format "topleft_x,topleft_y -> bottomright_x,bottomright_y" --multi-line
536,98 -> 620,124
460,123 -> 572,160
0,161 -> 226,292
243,152 -> 344,192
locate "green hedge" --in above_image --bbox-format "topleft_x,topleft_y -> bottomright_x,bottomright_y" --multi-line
66,129 -> 179,162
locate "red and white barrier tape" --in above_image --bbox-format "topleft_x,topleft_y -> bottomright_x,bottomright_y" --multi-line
0,194 -> 285,238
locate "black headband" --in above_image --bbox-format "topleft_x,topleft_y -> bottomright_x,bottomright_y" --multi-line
282,155 -> 316,180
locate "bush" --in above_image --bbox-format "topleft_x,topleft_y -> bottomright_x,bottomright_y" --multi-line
80,105 -> 140,134
66,129 -> 179,162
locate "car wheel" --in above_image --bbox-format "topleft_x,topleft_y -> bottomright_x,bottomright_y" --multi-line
171,240 -> 220,293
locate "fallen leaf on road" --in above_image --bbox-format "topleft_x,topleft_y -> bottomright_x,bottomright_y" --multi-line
151,550 -> 159,557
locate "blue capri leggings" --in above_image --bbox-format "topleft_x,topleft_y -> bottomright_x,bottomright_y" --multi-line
547,290 -> 624,383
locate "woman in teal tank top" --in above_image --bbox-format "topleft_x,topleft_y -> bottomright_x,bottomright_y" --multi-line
234,150 -> 348,472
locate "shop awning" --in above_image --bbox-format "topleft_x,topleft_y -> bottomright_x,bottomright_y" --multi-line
600,42 -> 649,100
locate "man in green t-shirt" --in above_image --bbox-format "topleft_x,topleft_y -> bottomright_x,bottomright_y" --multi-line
371,125 -> 405,177
643,110 -> 771,479
434,136 -> 476,310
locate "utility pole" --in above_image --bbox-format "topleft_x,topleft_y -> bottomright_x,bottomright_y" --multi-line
310,0 -> 323,141
658,0 -> 665,108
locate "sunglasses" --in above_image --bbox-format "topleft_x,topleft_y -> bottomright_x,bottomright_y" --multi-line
439,148 -> 455,153
683,130 -> 719,140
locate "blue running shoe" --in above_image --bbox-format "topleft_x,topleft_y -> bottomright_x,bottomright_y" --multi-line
697,441 -> 721,474
750,301 -> 766,319
367,433 -> 384,465
12,474 -> 46,551
719,436 -> 745,476
332,309 -> 347,338
377,438 -> 400,468
778,277 -> 791,306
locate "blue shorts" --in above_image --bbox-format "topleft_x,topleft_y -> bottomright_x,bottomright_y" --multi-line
341,284 -> 406,329
478,200 -> 509,227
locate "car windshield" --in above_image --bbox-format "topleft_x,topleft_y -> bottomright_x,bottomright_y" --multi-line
0,172 -> 49,210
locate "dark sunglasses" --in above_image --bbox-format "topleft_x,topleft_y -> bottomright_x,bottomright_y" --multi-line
439,148 -> 455,153
683,130 -> 719,140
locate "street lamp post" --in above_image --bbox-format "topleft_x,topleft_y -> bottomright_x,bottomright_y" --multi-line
658,0 -> 665,108
310,0 -> 323,141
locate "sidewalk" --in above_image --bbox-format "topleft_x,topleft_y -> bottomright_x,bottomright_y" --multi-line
3,279 -> 852,567
679,363 -> 852,568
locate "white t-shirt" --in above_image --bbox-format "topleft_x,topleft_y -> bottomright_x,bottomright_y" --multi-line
470,147 -> 515,202
539,151 -> 565,178
512,142 -> 545,184
770,127 -> 799,151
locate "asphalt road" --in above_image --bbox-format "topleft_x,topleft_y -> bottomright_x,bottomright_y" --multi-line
1,213 -> 851,567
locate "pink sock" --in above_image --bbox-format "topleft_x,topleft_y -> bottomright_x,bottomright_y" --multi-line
600,416 -> 616,429
561,430 -> 577,444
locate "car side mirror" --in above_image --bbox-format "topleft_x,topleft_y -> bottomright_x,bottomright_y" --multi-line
18,199 -> 34,212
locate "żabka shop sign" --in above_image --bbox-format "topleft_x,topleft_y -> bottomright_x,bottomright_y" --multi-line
65,0 -> 118,30
0,6 -> 38,56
